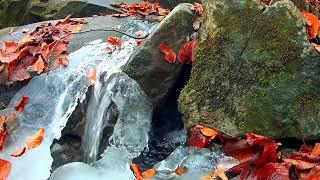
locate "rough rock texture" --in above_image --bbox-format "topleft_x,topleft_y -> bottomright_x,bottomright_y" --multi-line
0,15 -> 137,104
123,3 -> 197,110
179,0 -> 320,139
0,0 -> 142,29
149,0 -> 200,9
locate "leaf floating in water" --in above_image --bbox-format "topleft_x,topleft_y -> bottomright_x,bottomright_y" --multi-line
11,147 -> 27,157
130,163 -> 143,180
14,96 -> 30,112
26,128 -> 45,149
0,159 -> 11,180
159,44 -> 176,63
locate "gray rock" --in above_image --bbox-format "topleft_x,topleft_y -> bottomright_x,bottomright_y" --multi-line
122,3 -> 197,110
179,0 -> 320,139
0,0 -> 142,29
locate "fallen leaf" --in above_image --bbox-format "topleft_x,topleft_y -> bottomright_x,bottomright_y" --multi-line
107,37 -> 123,47
34,56 -> 45,74
136,40 -> 143,46
193,3 -> 204,16
311,143 -> 320,157
49,41 -> 68,57
0,159 -> 11,180
200,127 -> 218,139
159,44 -> 176,63
3,41 -> 18,53
130,163 -> 143,180
187,126 -> 210,148
53,56 -> 69,69
135,31 -> 145,37
213,167 -> 228,180
11,147 -> 27,157
284,158 -> 317,170
301,10 -> 320,39
142,169 -> 156,178
0,128 -> 8,151
175,167 -> 187,176
87,69 -> 97,85
26,128 -> 45,149
178,40 -> 199,64
15,96 -> 30,112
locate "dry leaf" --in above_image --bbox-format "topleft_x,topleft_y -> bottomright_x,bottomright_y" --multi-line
34,56 -> 45,74
11,147 -> 27,157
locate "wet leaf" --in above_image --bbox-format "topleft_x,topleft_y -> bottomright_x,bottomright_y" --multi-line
200,127 -> 218,139
284,158 -> 318,170
0,159 -> 11,180
0,127 -> 8,151
142,169 -> 156,178
136,40 -> 143,46
311,143 -> 320,156
159,44 -> 176,63
178,40 -> 199,64
87,69 -> 97,85
193,3 -> 204,16
187,126 -> 210,148
11,147 -> 27,157
15,96 -> 30,112
53,56 -> 69,69
26,128 -> 45,149
130,163 -> 143,180
107,37 -> 123,47
175,167 -> 187,176
301,10 -> 320,39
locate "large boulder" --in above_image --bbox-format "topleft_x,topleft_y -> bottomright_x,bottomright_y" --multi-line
179,0 -> 320,139
123,3 -> 197,110
0,0 -> 142,29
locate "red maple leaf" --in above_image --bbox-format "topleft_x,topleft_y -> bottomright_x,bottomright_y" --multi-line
0,159 -> 11,180
15,96 -> 30,112
107,37 -> 123,47
159,44 -> 177,63
178,40 -> 199,64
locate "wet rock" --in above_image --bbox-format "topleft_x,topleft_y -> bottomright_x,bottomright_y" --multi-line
148,0 -> 200,9
122,3 -> 197,110
0,0 -> 142,29
179,0 -> 320,139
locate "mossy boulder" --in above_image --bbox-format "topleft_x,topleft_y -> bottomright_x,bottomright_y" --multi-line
178,0 -> 320,139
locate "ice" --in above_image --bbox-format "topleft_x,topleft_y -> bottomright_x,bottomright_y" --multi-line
0,36 -> 142,180
152,146 -> 239,180
82,72 -> 153,163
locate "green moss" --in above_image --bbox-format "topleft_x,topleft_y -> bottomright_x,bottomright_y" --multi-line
179,0 -> 316,138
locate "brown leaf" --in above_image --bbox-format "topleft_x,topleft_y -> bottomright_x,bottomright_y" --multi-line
11,147 -> 27,157
175,167 -> 187,176
50,41 -> 68,57
34,56 -> 45,74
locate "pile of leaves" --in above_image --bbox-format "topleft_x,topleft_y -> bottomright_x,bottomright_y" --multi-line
110,2 -> 169,18
187,125 -> 320,180
0,16 -> 87,84
0,96 -> 45,180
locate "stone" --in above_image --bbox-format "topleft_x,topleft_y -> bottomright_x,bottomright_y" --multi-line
178,0 -> 320,139
0,0 -> 142,29
122,3 -> 197,110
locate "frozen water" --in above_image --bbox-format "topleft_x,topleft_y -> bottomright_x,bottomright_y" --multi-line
152,146 -> 239,180
0,37 -> 141,180
82,72 -> 153,163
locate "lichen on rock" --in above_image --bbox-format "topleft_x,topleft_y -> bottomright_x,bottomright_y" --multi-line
179,0 -> 320,139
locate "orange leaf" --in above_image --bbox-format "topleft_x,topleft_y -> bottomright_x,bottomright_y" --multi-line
201,167 -> 228,180
14,96 -> 30,112
193,3 -> 204,16
130,163 -> 143,180
87,69 -> 97,85
311,143 -> 320,156
301,10 -> 320,39
0,128 -> 8,152
34,56 -> 45,74
175,167 -> 187,176
200,127 -> 218,139
142,168 -> 156,178
50,41 -> 68,57
11,147 -> 27,157
159,44 -> 176,63
0,159 -> 11,180
107,37 -> 123,47
3,41 -> 18,53
53,56 -> 69,69
26,128 -> 45,149
178,40 -> 199,64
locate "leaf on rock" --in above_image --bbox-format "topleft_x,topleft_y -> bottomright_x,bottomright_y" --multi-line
200,127 -> 218,139
301,10 -> 320,39
175,167 -> 187,176
159,44 -> 176,64
11,147 -> 27,157
130,163 -> 143,180
53,56 -> 69,69
26,128 -> 45,149
107,37 -> 123,47
0,159 -> 11,180
193,3 -> 204,16
136,40 -> 143,46
178,40 -> 199,64
14,96 -> 30,112
49,41 -> 68,57
3,41 -> 18,53
0,127 -> 8,152
311,143 -> 320,157
34,56 -> 45,74
283,158 -> 318,170
187,126 -> 210,148
249,163 -> 290,180
142,169 -> 156,178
